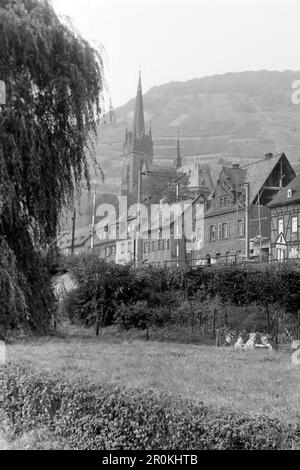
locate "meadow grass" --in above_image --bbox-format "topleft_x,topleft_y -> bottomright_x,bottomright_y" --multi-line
6,325 -> 300,425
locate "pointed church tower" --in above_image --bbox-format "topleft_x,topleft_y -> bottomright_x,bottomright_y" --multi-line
121,72 -> 153,198
133,73 -> 145,140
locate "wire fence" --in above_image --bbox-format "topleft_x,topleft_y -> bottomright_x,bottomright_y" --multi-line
164,255 -> 300,269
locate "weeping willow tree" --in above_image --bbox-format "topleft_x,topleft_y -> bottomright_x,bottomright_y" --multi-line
0,0 -> 104,334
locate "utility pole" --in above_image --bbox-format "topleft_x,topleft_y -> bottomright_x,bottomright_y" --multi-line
176,184 -> 180,267
71,208 -> 76,256
91,184 -> 97,251
244,183 -> 250,261
135,170 -> 142,267
258,190 -> 262,262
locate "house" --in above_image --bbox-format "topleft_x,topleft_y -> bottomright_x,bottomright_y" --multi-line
93,238 -> 117,263
267,174 -> 300,261
58,224 -> 117,262
58,225 -> 92,256
116,238 -> 135,265
197,153 -> 296,264
140,196 -> 204,267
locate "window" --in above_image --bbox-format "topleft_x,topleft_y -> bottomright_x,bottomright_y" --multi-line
121,243 -> 125,254
165,239 -> 170,250
128,242 -> 132,253
222,223 -> 229,239
218,223 -> 223,240
209,225 -> 216,241
158,239 -> 162,251
287,189 -> 293,199
278,218 -> 284,235
233,222 -> 238,238
219,197 -> 229,208
238,220 -> 245,237
292,216 -> 298,234
151,241 -> 155,252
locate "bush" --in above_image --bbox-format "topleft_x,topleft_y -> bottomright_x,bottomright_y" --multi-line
115,302 -> 151,331
64,254 -> 300,336
1,366 -> 298,450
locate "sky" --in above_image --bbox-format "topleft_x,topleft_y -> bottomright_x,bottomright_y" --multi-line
52,0 -> 300,108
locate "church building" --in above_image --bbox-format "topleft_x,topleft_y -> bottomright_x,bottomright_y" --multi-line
120,73 -> 214,205
120,72 -> 154,197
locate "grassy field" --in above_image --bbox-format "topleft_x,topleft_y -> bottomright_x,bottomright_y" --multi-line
6,326 -> 299,425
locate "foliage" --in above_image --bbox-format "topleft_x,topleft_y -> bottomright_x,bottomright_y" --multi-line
115,301 -> 151,331
1,366 -> 298,450
66,255 -> 134,331
0,237 -> 27,336
65,255 -> 300,337
0,0 -> 104,333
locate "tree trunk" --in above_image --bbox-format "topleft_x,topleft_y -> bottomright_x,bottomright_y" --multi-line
265,304 -> 270,335
224,306 -> 229,328
212,308 -> 216,335
96,304 -> 103,337
216,329 -> 221,347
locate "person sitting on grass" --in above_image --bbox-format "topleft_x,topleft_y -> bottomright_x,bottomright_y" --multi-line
244,332 -> 257,351
224,329 -> 234,347
255,334 -> 273,352
234,333 -> 245,351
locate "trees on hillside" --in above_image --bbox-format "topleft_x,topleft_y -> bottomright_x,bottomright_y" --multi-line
0,0 -> 104,334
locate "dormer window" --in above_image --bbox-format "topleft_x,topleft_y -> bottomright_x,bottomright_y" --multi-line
287,189 -> 293,199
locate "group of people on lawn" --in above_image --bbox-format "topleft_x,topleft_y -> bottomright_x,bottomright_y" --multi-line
223,330 -> 273,352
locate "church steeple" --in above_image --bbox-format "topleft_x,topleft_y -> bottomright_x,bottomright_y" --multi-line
133,71 -> 145,140
176,129 -> 182,169
121,72 -> 153,198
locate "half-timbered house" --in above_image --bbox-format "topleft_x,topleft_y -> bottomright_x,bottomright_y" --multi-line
268,174 -> 300,261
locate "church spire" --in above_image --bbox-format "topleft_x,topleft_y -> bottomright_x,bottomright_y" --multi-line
133,71 -> 145,140
176,128 -> 182,169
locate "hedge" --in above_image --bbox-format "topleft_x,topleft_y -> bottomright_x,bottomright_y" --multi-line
1,366 -> 298,450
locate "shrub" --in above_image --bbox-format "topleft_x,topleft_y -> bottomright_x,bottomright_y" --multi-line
115,302 -> 151,331
63,254 -> 300,336
1,366 -> 298,450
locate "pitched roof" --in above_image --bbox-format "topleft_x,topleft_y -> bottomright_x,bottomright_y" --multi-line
243,153 -> 285,204
220,166 -> 247,191
177,163 -> 214,193
267,174 -> 300,207
58,225 -> 92,251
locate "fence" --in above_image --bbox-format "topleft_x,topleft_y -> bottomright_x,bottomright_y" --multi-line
164,256 -> 300,269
